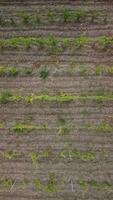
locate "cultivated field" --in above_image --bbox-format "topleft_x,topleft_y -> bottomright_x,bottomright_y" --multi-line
0,0 -> 113,199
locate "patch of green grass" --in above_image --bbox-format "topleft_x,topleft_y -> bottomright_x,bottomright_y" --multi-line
33,10 -> 41,24
97,36 -> 113,50
0,66 -> 19,76
58,117 -> 66,125
33,172 -> 58,193
1,91 -> 113,105
39,68 -> 49,79
79,180 -> 113,191
31,152 -> 39,166
95,65 -> 104,75
58,125 -> 72,135
0,91 -> 21,104
0,179 -> 14,188
74,35 -> 90,48
26,93 -> 113,104
0,35 -> 113,51
42,148 -> 52,159
12,123 -> 37,133
0,66 -> 33,77
62,9 -> 89,23
3,151 -> 23,160
12,123 -> 48,133
0,9 -> 107,27
19,11 -> 31,25
47,9 -> 55,22
108,66 -> 113,75
97,122 -> 113,132
79,180 -> 88,191
59,150 -> 96,161
0,123 -> 4,128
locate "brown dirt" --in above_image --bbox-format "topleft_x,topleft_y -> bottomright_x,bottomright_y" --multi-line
0,0 -> 113,199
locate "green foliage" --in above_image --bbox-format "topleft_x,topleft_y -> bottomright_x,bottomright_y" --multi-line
58,125 -> 72,135
97,36 -> 113,50
74,36 -> 90,48
42,148 -> 52,159
0,179 -> 13,188
62,9 -> 87,22
108,66 -> 113,74
47,9 -> 55,22
19,11 -> 31,24
95,65 -> 104,75
0,9 -> 107,27
79,180 -> 113,191
98,122 -> 113,132
39,68 -> 49,79
34,10 -> 41,24
12,123 -> 48,133
79,180 -> 88,191
0,91 -> 21,104
58,117 -> 66,125
12,123 -> 37,133
3,151 -> 22,160
0,123 -> 4,128
0,35 -> 113,51
0,92 -> 12,104
33,173 -> 58,193
31,152 -> 39,166
0,66 -> 33,77
59,150 -> 96,161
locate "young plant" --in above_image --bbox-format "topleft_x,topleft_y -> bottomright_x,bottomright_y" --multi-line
47,9 -> 55,22
74,35 -> 89,48
98,122 -> 113,133
59,150 -> 96,161
0,15 -> 5,26
97,36 -> 113,50
12,123 -> 37,133
31,152 -> 39,166
39,68 -> 49,79
58,124 -> 72,135
1,179 -> 14,188
19,11 -> 30,25
108,66 -> 113,75
3,151 -> 22,160
34,10 -> 41,24
0,91 -> 14,104
33,172 -> 58,193
79,180 -> 113,191
95,65 -> 104,75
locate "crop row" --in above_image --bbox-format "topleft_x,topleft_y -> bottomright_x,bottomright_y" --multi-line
0,176 -> 112,194
1,91 -> 113,104
0,66 -> 33,77
65,65 -> 113,76
1,65 -> 113,77
0,149 -> 96,163
0,35 -> 113,51
0,9 -> 107,27
0,121 -> 113,134
0,66 -> 49,79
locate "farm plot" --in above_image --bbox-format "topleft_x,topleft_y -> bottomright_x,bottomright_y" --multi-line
0,0 -> 113,200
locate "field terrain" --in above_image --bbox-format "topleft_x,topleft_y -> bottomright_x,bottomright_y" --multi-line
0,0 -> 113,199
